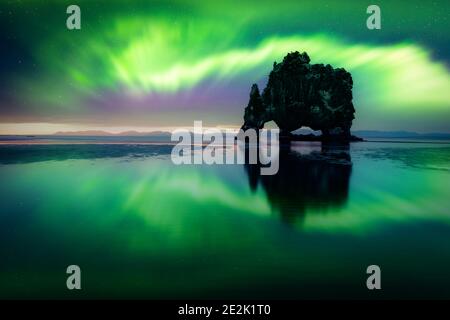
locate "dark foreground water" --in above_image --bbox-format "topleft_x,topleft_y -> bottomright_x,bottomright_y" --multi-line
0,140 -> 449,299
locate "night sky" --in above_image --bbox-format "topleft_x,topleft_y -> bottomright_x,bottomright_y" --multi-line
0,0 -> 449,134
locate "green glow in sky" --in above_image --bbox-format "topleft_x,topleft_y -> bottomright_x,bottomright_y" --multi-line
1,1 -> 449,132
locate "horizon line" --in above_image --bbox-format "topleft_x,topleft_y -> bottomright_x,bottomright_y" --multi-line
2,129 -> 450,137
0,122 -> 449,136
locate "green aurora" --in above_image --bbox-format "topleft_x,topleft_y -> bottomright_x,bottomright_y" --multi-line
0,0 -> 449,132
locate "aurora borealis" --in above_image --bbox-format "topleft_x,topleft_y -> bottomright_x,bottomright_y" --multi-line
0,0 -> 449,134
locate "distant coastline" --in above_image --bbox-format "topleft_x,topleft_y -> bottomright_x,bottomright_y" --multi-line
0,130 -> 449,145
1,129 -> 449,139
51,130 -> 172,136
352,130 -> 450,140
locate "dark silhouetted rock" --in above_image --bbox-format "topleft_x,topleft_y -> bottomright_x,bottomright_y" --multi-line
241,51 -> 360,142
245,144 -> 352,224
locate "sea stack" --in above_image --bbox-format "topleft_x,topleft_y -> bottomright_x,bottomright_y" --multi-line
241,51 -> 358,142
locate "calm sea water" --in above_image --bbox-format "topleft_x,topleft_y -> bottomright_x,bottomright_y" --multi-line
0,139 -> 449,299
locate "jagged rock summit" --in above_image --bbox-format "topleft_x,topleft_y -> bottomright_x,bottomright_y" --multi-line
241,51 -> 359,142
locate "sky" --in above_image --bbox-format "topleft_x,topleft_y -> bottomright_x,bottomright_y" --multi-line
0,0 -> 449,134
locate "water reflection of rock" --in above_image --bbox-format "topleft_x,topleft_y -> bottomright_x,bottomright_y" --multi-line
245,143 -> 352,224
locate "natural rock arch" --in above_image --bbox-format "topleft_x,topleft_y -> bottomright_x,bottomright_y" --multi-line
241,51 -> 356,142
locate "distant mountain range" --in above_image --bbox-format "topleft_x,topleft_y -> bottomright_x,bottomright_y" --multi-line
351,130 -> 450,140
50,129 -> 450,140
53,130 -> 172,136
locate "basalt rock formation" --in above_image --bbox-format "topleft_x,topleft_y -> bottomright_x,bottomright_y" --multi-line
241,51 -> 359,142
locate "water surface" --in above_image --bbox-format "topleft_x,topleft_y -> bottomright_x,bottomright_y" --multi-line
0,140 -> 449,299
